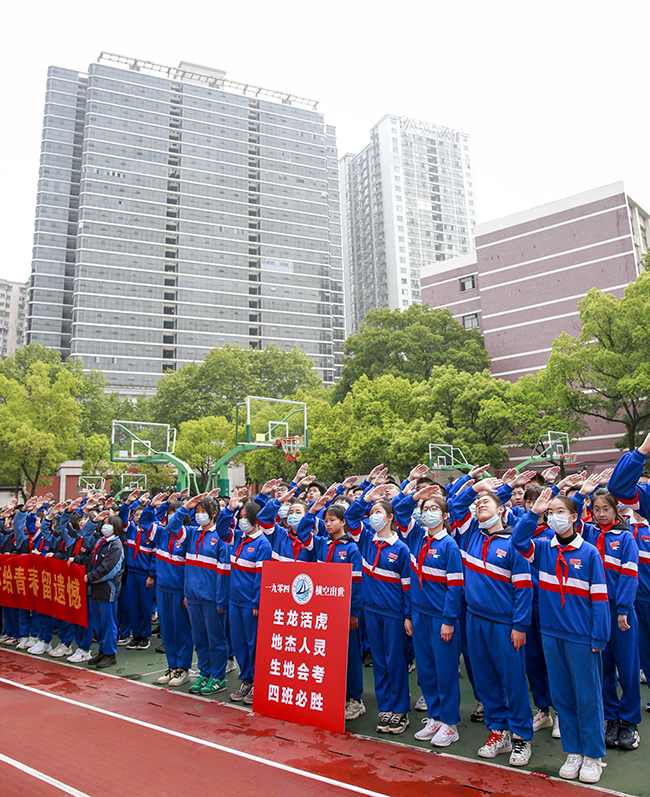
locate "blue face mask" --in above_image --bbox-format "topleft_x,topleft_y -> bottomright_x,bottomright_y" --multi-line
369,512 -> 387,531
287,513 -> 302,529
278,503 -> 291,519
239,517 -> 253,534
421,509 -> 442,528
195,512 -> 210,527
412,507 -> 422,523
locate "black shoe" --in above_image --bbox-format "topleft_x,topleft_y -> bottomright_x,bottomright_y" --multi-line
155,643 -> 166,654
136,638 -> 150,650
605,718 -> 620,748
470,701 -> 485,722
88,650 -> 104,666
126,637 -> 140,650
617,721 -> 640,750
92,631 -> 98,643
363,652 -> 373,667
96,654 -> 117,668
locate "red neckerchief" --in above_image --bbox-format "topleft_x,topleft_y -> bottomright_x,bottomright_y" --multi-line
287,530 -> 302,561
417,534 -> 436,586
73,537 -> 85,557
326,538 -> 344,563
92,536 -> 111,565
555,540 -> 579,607
134,526 -> 144,557
596,522 -> 616,562
534,523 -> 549,537
481,535 -> 497,566
195,526 -> 212,556
371,540 -> 389,571
234,535 -> 252,560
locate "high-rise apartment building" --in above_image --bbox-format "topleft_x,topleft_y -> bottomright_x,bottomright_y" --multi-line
0,280 -> 27,357
421,181 -> 649,466
340,115 -> 475,334
27,53 -> 344,394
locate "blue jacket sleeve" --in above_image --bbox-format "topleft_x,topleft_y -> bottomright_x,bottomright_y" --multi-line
252,541 -> 273,608
400,546 -> 411,619
511,511 -> 541,562
216,541 -> 230,610
511,550 -> 533,631
155,502 -> 168,522
118,502 -> 131,527
257,497 -> 280,528
253,492 -> 269,507
446,474 -> 471,497
616,532 -> 639,614
295,511 -> 317,545
12,510 -> 28,547
344,497 -> 372,533
442,541 -> 463,625
138,504 -> 156,533
215,507 -> 235,544
589,551 -> 611,650
609,448 -> 650,520
349,545 -> 363,617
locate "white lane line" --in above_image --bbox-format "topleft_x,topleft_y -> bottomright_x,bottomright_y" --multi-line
0,752 -> 93,797
0,677 -> 392,797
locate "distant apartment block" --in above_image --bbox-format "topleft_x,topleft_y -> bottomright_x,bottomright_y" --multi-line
421,182 -> 649,466
0,280 -> 27,357
340,115 -> 474,334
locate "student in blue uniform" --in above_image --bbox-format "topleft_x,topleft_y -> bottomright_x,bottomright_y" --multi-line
84,513 -> 124,668
345,482 -> 412,735
393,483 -> 464,747
295,485 -> 366,720
512,489 -> 610,783
255,479 -> 318,563
577,474 -> 641,751
216,489 -> 273,706
449,477 -> 534,767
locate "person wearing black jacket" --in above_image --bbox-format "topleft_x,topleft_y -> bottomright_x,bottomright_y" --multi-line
85,514 -> 124,668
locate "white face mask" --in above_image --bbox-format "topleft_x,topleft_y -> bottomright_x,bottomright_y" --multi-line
422,509 -> 442,529
101,524 -> 113,538
479,513 -> 501,530
547,513 -> 573,535
195,512 -> 210,526
369,513 -> 387,531
469,504 -> 477,519
278,503 -> 291,519
239,517 -> 253,534
287,513 -> 302,529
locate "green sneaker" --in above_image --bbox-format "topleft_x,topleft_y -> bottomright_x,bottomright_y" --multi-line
214,678 -> 227,693
200,676 -> 220,695
189,675 -> 207,694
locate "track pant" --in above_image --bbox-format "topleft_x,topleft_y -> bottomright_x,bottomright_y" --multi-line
74,621 -> 93,651
543,634 -> 605,759
412,609 -> 461,725
525,600 -> 552,712
57,620 -> 75,646
229,604 -> 259,684
158,588 -> 193,671
638,600 -> 650,692
122,570 -> 154,639
603,605 -> 641,724
459,600 -> 479,700
187,600 -> 228,679
91,600 -> 118,656
3,607 -> 19,638
118,586 -> 131,638
364,610 -> 410,714
38,613 -> 54,643
347,622 -> 363,700
18,608 -> 38,638
466,612 -> 533,740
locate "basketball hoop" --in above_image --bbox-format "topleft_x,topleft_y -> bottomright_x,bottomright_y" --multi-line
277,436 -> 302,463
561,453 -> 578,468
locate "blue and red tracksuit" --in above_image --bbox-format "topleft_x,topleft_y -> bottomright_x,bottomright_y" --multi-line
393,493 -> 463,725
216,507 -> 273,684
581,520 -> 641,725
256,498 -> 318,563
345,497 -> 411,714
513,510 -> 610,759
56,513 -> 97,651
609,447 -> 650,520
449,487 -> 534,740
295,511 -> 365,701
12,510 -> 51,641
626,517 -> 650,700
151,509 -> 193,673
118,502 -> 157,639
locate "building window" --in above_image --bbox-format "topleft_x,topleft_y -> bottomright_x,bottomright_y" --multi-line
463,313 -> 479,330
460,274 -> 476,292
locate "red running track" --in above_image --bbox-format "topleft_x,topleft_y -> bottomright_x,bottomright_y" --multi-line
0,649 -> 603,797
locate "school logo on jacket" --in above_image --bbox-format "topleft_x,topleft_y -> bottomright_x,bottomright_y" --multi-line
609,540 -> 620,550
570,559 -> 582,569
496,549 -> 507,558
247,546 -> 255,552
642,535 -> 650,542
210,537 -> 217,546
291,573 -> 314,605
388,552 -> 398,561
429,549 -> 439,558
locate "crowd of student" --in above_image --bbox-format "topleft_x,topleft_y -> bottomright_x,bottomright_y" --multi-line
2,435 -> 650,785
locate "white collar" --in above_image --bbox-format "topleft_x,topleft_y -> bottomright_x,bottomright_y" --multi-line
425,528 -> 447,541
372,532 -> 398,546
551,533 -> 584,549
242,527 -> 263,540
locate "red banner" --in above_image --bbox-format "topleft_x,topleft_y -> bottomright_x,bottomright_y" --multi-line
253,561 -> 352,733
0,554 -> 88,626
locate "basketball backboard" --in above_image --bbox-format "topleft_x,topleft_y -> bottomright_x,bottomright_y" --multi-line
111,420 -> 176,462
428,443 -> 471,470
78,476 -> 105,493
235,396 -> 307,449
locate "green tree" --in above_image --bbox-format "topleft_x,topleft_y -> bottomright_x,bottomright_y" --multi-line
333,304 -> 490,401
175,416 -> 234,490
0,362 -> 83,496
80,434 -> 113,478
539,273 -> 650,451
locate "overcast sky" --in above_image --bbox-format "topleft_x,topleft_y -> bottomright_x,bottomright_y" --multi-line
4,0 -> 648,284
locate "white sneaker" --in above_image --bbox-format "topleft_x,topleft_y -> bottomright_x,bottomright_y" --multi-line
49,643 -> 73,658
16,637 -> 31,650
75,649 -> 93,662
345,698 -> 367,720
157,668 -> 173,685
532,710 -> 553,731
226,657 -> 238,674
3,637 -> 18,646
559,754 -> 583,780
28,640 -> 52,656
552,715 -> 561,738
431,723 -> 459,747
509,737 -> 532,766
478,730 -> 512,758
579,757 -> 605,784
414,717 -> 442,741
641,669 -> 647,684
168,668 -> 190,687
0,634 -> 7,643
414,694 -> 427,711
26,636 -> 38,648
67,648 -> 83,662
